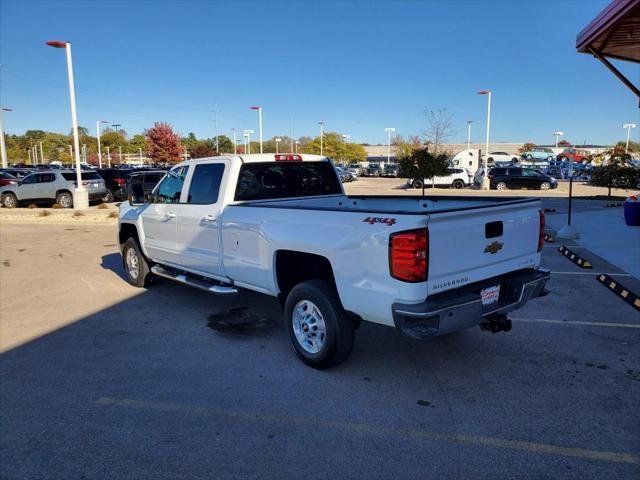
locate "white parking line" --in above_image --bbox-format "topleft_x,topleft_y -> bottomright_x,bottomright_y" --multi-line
511,318 -> 640,329
550,271 -> 632,276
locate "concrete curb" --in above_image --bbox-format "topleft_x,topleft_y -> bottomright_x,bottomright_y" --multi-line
596,274 -> 640,312
558,245 -> 592,268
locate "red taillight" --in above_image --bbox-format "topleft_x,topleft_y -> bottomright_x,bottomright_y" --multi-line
538,210 -> 545,252
115,178 -> 126,186
274,154 -> 302,161
390,228 -> 428,282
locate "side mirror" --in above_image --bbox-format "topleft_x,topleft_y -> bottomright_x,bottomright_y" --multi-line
128,182 -> 146,205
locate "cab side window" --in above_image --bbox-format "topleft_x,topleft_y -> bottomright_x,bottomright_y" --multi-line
155,166 -> 189,204
187,163 -> 225,204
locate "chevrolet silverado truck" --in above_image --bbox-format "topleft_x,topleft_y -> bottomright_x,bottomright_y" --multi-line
118,154 -> 550,368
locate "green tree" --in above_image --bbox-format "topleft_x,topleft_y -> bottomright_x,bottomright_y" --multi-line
590,149 -> 638,197
399,147 -> 450,195
302,132 -> 367,163
616,140 -> 640,153
127,134 -> 147,154
424,108 -> 454,155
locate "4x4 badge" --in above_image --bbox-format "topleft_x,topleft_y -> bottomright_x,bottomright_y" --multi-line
484,241 -> 503,254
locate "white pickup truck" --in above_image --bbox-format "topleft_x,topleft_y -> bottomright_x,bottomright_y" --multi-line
118,154 -> 550,368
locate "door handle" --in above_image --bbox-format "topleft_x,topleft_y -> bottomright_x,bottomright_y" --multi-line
204,214 -> 217,224
163,211 -> 176,221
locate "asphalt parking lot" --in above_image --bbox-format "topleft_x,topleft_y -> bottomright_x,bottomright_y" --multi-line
1,198 -> 639,479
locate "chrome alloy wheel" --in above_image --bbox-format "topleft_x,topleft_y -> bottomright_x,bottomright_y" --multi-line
125,247 -> 140,279
292,300 -> 327,354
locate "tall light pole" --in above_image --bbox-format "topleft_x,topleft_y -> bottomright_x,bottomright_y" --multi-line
211,109 -> 219,153
384,127 -> 395,168
466,120 -> 473,150
28,149 -> 32,165
295,140 -> 300,154
553,131 -> 564,148
139,148 -> 143,163
40,142 -> 45,164
289,117 -> 294,152
47,40 -> 86,207
318,121 -> 324,156
96,120 -> 108,168
106,146 -> 111,168
231,128 -> 237,154
250,106 -> 263,153
275,137 -> 282,154
244,129 -> 254,154
477,90 -> 492,190
0,107 -> 12,168
623,123 -> 637,153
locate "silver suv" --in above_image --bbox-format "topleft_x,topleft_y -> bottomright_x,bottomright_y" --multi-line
0,170 -> 106,208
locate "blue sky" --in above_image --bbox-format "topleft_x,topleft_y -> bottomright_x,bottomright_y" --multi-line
1,0 -> 638,146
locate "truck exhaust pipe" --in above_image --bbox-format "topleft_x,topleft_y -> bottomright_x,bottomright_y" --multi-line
480,313 -> 512,333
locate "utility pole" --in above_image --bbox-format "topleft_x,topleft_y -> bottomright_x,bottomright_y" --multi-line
466,121 -> 473,150
0,107 -> 12,168
231,128 -> 237,154
106,146 -> 111,168
318,121 -> 324,156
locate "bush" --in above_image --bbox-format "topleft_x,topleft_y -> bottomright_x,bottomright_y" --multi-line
27,203 -> 38,209
39,210 -> 51,217
97,203 -> 110,209
590,165 -> 640,196
51,203 -> 63,209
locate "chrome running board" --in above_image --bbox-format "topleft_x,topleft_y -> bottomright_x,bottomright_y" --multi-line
151,265 -> 238,295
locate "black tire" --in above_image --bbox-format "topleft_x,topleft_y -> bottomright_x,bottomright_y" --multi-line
101,189 -> 114,203
487,157 -> 494,163
122,238 -> 151,287
412,180 -> 423,189
56,191 -> 73,208
452,179 -> 465,189
2,193 -> 17,208
284,280 -> 355,369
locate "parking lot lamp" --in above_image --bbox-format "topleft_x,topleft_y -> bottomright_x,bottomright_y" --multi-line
466,120 -> 473,150
0,108 -> 12,168
244,129 -> 254,154
553,131 -> 564,148
275,137 -> 282,154
623,123 -> 636,153
477,90 -> 492,190
250,106 -> 263,153
295,140 -> 300,154
384,127 -> 395,168
318,121 -> 324,156
46,40 -> 87,208
96,120 -> 108,168
231,128 -> 237,154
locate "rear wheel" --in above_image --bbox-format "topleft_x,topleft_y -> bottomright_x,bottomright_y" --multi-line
496,181 -> 507,190
2,193 -> 17,208
285,280 -> 355,369
526,155 -> 533,160
412,180 -> 423,189
122,238 -> 151,287
101,189 -> 114,203
452,179 -> 465,189
540,182 -> 551,190
56,192 -> 73,208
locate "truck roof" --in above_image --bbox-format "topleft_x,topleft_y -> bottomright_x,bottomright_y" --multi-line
174,153 -> 329,167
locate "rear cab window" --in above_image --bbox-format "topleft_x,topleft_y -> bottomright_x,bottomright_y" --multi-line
234,161 -> 341,201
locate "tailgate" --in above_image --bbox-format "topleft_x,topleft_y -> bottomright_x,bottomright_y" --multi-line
426,200 -> 542,295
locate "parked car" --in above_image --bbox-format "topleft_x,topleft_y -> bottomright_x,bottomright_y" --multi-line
124,170 -> 166,201
407,167 -> 472,189
382,164 -> 399,177
366,163 -> 381,177
522,147 -> 555,161
488,167 -> 558,190
346,165 -> 361,177
0,170 -> 106,208
118,153 -> 550,368
97,168 -> 141,202
556,148 -> 591,164
0,172 -> 20,186
1,168 -> 35,179
335,166 -> 354,182
484,151 -> 519,163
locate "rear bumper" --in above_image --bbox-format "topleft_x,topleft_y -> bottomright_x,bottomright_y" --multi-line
392,268 -> 550,339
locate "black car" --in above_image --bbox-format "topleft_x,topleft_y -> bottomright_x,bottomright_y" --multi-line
125,170 -> 166,201
1,168 -> 35,179
96,168 -> 145,202
488,167 -> 558,191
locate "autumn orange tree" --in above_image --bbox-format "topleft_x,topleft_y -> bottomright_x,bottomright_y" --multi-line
144,122 -> 184,164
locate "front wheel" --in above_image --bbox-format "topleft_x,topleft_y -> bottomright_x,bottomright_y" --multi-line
495,181 -> 507,190
101,189 -> 114,203
2,193 -> 17,208
540,182 -> 551,190
285,280 -> 355,369
412,180 -> 423,189
452,179 -> 465,189
122,238 -> 152,287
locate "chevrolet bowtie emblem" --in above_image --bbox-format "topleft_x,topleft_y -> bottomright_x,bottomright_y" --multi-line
484,241 -> 503,254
